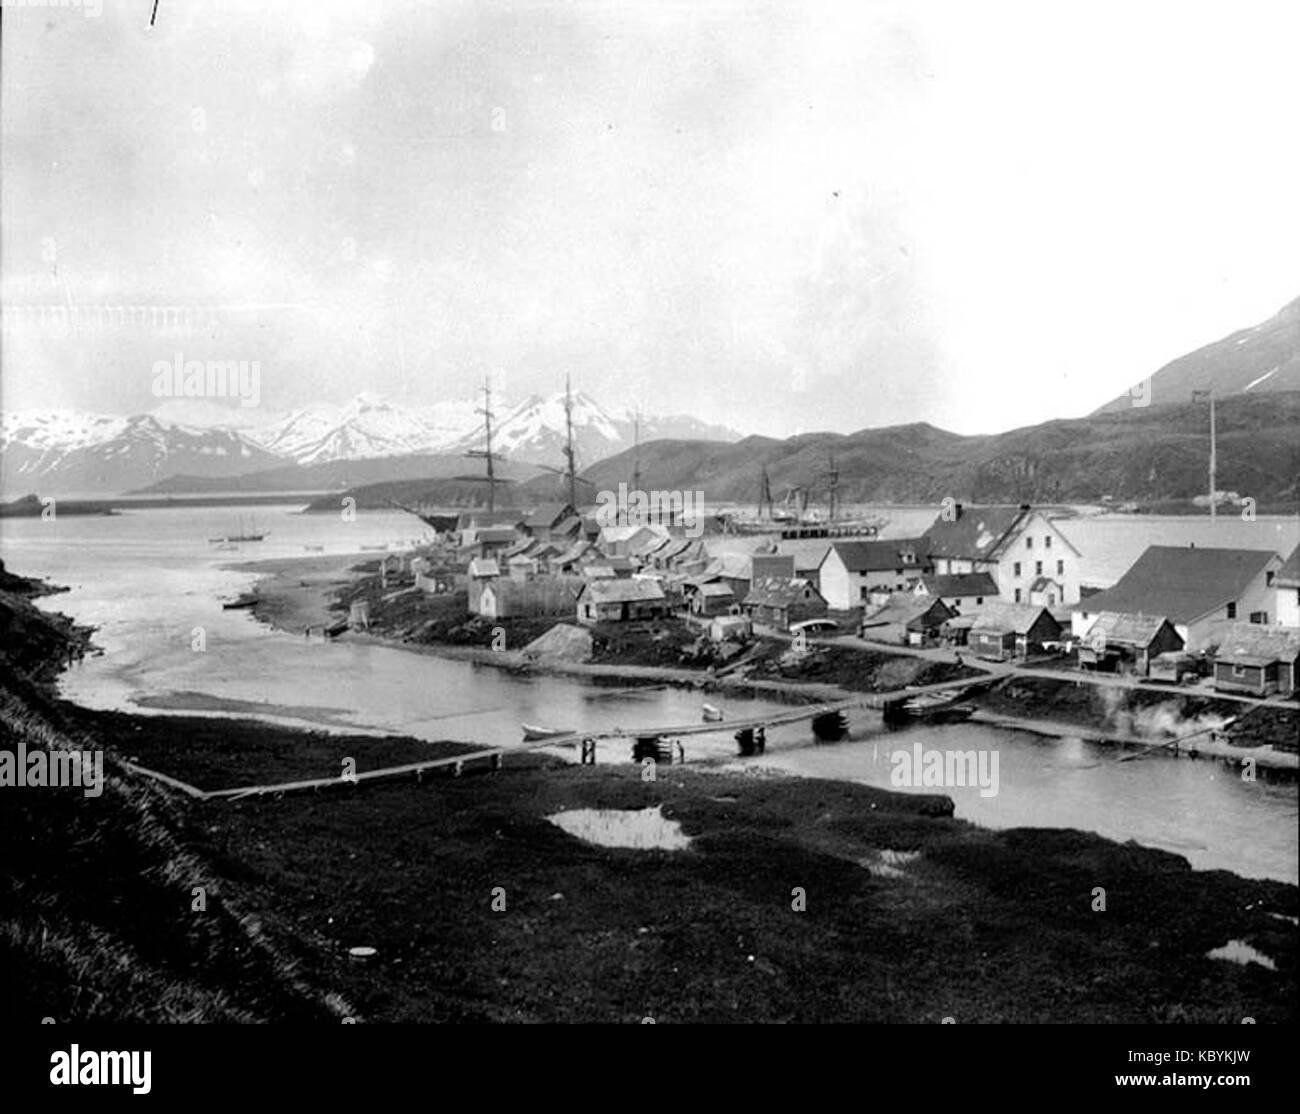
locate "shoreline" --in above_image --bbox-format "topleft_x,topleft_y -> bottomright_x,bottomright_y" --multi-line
241,553 -> 1300,770
2,565 -> 1296,1023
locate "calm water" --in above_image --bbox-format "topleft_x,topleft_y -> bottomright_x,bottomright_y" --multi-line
1,504 -> 1295,882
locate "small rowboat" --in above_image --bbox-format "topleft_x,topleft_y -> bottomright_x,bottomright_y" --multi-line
521,723 -> 574,741
221,594 -> 258,610
701,703 -> 724,722
884,692 -> 974,725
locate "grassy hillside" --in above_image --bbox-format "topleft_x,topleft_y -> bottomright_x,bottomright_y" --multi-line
555,390 -> 1300,509
0,576 -> 347,1023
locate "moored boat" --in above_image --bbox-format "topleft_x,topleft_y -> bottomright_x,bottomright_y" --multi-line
884,691 -> 975,725
701,703 -> 724,722
521,723 -> 574,741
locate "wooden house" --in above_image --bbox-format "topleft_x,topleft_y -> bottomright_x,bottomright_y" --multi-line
967,602 -> 1062,661
1212,624 -> 1300,697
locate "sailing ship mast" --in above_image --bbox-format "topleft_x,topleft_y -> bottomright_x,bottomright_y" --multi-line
562,374 -> 578,510
464,378 -> 499,512
824,453 -> 840,522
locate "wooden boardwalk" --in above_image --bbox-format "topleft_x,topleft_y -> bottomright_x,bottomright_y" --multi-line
120,674 -> 997,803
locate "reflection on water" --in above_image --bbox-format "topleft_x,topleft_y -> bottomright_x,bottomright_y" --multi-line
1,504 -> 1296,884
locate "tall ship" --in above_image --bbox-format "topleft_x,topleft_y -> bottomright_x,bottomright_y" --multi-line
719,459 -> 886,539
208,515 -> 269,544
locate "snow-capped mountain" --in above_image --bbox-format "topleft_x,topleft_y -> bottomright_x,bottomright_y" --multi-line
247,393 -> 481,465
1,413 -> 283,496
0,391 -> 740,496
451,391 -> 739,468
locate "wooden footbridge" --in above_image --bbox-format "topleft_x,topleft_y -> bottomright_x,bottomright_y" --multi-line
122,674 -> 999,803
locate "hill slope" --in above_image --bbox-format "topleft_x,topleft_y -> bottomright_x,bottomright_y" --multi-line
1094,295 -> 1300,413
542,392 -> 1300,509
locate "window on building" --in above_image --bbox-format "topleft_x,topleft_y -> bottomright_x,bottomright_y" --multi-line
1250,611 -> 1267,624
1045,536 -> 1052,549
976,597 -> 984,605
1233,663 -> 1246,678
1035,561 -> 1043,576
1014,588 -> 1022,602
1048,593 -> 1056,605
859,587 -> 868,601
1226,603 -> 1237,619
1025,537 -> 1033,549
1266,570 -> 1275,586
1057,560 -> 1064,575
1013,562 -> 1021,576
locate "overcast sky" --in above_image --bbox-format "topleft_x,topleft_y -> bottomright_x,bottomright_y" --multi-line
3,0 -> 1298,436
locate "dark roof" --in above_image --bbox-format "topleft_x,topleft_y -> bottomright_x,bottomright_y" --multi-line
743,576 -> 825,609
821,538 -> 928,573
1213,622 -> 1300,664
1278,545 -> 1300,587
474,526 -> 519,544
968,601 -> 1060,636
588,555 -> 637,572
458,509 -> 525,529
1076,546 -> 1279,624
1086,611 -> 1182,649
922,505 -> 1028,561
919,572 -> 998,598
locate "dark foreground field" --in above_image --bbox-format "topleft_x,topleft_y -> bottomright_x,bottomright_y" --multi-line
2,577 -> 1296,1024
179,759 -> 1294,1023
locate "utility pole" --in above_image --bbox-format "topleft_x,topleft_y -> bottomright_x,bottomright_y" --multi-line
1194,389 -> 1216,521
562,374 -> 578,510
632,409 -> 642,496
825,453 -> 840,523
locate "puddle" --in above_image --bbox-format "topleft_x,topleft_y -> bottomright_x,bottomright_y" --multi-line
1206,940 -> 1277,970
862,848 -> 921,878
546,805 -> 692,850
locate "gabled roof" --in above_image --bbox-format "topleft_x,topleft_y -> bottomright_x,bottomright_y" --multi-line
1213,622 -> 1300,664
862,594 -> 952,628
1029,576 -> 1060,592
968,601 -> 1059,636
580,578 -> 667,604
1086,611 -> 1182,649
523,502 -> 576,529
655,538 -> 693,562
698,582 -> 735,598
918,572 -> 998,599
553,540 -> 592,566
588,555 -> 637,572
922,505 -> 1029,561
743,576 -> 825,609
699,553 -> 752,580
821,538 -> 929,573
474,526 -> 519,544
467,557 -> 500,578
1075,546 -> 1279,625
1278,545 -> 1300,587
631,533 -> 672,558
458,510 -> 525,529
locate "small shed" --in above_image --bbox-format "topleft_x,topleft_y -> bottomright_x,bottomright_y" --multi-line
741,577 -> 828,631
690,581 -> 735,617
967,602 -> 1062,661
860,595 -> 954,646
1213,624 -> 1300,697
576,578 -> 670,623
1077,612 -> 1184,676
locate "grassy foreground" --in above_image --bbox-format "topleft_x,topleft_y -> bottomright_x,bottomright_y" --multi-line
2,574 -> 1296,1023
